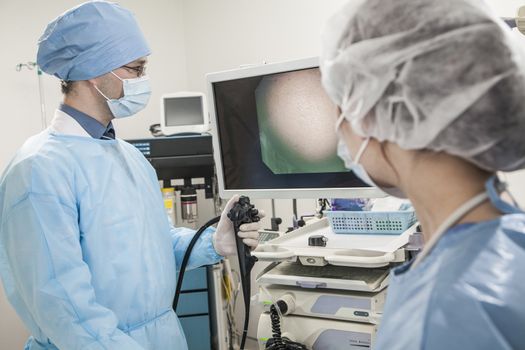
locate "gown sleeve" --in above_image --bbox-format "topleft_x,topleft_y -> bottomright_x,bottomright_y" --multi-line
170,225 -> 223,271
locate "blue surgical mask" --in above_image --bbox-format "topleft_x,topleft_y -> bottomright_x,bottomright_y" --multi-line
336,114 -> 406,198
95,71 -> 152,119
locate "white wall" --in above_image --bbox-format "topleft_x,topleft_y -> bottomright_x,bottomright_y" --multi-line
1,0 -> 525,349
182,0 -> 348,92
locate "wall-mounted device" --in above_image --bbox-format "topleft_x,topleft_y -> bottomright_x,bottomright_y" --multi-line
161,92 -> 210,135
127,135 -> 215,226
207,57 -> 384,199
502,6 -> 525,35
518,6 -> 525,34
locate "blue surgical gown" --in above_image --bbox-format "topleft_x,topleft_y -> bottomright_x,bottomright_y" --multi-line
0,130 -> 222,349
376,213 -> 525,349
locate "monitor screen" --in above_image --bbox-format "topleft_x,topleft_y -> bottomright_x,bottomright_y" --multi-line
165,96 -> 204,127
208,57 -> 382,199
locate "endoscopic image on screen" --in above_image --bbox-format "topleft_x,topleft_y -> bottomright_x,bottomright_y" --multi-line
212,67 -> 368,190
255,68 -> 345,174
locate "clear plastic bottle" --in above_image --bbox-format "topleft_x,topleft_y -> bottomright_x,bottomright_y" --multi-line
162,187 -> 177,226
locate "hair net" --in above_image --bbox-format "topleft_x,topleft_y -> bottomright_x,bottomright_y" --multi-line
37,1 -> 151,81
320,0 -> 525,172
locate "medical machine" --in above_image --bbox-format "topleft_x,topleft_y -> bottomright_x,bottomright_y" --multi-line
257,314 -> 378,350
128,135 -> 215,226
206,57 -> 385,199
160,92 -> 210,135
503,7 -> 525,35
253,217 -> 417,349
258,285 -> 386,324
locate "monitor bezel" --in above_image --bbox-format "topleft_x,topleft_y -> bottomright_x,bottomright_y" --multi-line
206,57 -> 385,199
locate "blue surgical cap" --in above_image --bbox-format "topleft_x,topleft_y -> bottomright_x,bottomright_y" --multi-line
37,1 -> 151,81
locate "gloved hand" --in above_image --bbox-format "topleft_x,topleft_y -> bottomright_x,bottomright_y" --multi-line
213,195 -> 265,256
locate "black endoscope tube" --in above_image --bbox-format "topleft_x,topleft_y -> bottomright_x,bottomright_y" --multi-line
174,196 -> 258,349
227,196 -> 259,349
173,215 -> 221,311
236,223 -> 252,350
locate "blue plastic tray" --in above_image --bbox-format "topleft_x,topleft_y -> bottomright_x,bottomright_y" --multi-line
325,210 -> 417,235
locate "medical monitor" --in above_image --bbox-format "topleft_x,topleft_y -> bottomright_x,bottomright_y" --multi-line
207,57 -> 384,199
161,92 -> 210,135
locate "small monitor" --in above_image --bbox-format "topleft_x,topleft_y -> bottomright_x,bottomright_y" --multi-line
161,92 -> 210,135
207,57 -> 385,199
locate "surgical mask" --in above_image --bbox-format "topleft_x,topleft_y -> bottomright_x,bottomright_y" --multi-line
95,71 -> 151,119
336,114 -> 406,198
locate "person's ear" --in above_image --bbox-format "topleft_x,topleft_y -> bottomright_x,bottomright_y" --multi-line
88,77 -> 100,89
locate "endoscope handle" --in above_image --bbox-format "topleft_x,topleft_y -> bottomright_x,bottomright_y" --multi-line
227,196 -> 260,277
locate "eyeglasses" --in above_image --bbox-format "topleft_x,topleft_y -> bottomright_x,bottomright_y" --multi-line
122,65 -> 146,77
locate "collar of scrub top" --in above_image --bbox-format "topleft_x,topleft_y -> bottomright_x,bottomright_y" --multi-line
59,103 -> 115,140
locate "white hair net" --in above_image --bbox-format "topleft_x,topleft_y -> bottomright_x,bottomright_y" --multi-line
320,0 -> 525,172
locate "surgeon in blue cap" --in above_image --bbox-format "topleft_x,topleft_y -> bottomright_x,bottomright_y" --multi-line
0,1 -> 261,349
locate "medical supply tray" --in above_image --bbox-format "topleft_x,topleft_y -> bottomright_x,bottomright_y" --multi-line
253,217 -> 416,269
324,210 -> 417,234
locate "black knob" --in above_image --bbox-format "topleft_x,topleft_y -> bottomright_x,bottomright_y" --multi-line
308,235 -> 328,247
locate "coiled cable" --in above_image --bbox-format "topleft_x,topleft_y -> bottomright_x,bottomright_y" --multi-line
269,304 -> 285,350
265,301 -> 308,350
